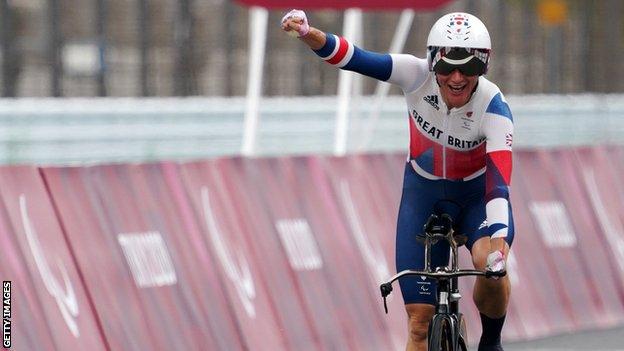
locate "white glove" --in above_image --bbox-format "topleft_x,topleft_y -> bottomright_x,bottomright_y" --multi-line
281,9 -> 310,38
485,250 -> 506,278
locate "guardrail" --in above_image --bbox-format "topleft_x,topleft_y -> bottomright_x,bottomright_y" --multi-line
1,95 -> 623,164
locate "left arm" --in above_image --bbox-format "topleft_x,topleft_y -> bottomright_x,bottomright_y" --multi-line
482,92 -> 514,254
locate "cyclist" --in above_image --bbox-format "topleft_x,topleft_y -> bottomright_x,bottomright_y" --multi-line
281,10 -> 513,351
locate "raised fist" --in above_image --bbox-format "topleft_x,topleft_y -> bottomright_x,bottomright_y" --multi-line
280,9 -> 310,38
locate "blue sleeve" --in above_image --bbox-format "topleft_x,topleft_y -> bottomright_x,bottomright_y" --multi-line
313,33 -> 393,81
344,47 -> 393,81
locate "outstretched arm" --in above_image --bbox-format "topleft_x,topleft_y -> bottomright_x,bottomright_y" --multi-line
280,9 -> 393,82
280,9 -> 429,91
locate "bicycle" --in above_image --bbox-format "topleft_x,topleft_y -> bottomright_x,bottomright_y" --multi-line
380,213 -> 506,351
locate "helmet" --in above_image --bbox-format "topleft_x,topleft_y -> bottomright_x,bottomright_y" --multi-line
426,13 -> 491,75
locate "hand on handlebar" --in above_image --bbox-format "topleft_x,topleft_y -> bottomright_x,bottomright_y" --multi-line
485,250 -> 506,279
281,9 -> 310,38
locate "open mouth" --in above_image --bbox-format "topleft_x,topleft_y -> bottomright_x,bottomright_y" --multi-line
448,84 -> 467,94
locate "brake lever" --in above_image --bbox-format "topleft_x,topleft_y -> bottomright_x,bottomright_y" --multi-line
380,283 -> 393,314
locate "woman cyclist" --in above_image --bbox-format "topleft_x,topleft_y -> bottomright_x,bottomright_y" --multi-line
281,10 -> 513,351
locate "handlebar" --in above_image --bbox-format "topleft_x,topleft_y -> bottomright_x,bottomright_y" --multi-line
380,212 -> 507,314
384,268 -> 506,285
379,268 -> 506,313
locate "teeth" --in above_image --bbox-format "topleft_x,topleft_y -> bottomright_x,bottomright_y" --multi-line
450,85 -> 465,92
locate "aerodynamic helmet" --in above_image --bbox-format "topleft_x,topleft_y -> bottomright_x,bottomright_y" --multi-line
426,12 -> 491,76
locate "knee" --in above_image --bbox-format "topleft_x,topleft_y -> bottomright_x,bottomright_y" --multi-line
407,315 -> 429,344
406,304 -> 434,344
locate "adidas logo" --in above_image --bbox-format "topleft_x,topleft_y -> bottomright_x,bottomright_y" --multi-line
423,95 -> 440,110
478,220 -> 488,230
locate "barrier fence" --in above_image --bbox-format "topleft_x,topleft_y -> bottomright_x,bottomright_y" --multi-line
1,146 -> 623,350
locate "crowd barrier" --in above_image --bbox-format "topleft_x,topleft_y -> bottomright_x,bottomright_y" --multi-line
1,146 -> 623,350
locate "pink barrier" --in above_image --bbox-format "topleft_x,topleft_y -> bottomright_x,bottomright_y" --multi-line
503,162 -> 566,338
0,166 -> 107,350
515,151 -> 602,330
608,146 -> 624,233
567,148 -> 624,326
572,147 -> 624,317
320,154 -> 406,349
179,159 -> 307,350
0,146 -> 622,350
203,155 -> 395,350
42,165 -> 244,350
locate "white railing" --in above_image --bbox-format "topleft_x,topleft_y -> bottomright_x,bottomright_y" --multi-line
0,94 -> 622,165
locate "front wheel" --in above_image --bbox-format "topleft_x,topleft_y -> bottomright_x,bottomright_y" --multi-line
428,316 -> 453,351
428,314 -> 467,351
458,314 -> 468,351
441,319 -> 453,351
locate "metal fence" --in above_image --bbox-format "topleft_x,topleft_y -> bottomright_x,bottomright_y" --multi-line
0,0 -> 622,97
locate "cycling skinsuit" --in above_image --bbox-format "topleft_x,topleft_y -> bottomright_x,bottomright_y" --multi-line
314,34 -> 515,305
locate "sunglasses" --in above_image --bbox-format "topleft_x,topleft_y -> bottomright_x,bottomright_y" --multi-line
433,59 -> 484,76
429,46 -> 490,76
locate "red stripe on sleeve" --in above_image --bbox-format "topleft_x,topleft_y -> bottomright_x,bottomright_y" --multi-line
488,150 -> 512,185
326,37 -> 349,65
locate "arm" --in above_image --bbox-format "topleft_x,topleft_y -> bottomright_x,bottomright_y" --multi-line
482,92 -> 514,254
300,27 -> 328,50
285,25 -> 326,51
280,9 -> 428,89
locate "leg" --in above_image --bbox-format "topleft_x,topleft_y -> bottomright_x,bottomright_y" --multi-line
471,237 -> 511,350
456,188 -> 514,350
405,303 -> 434,351
397,236 -> 449,351
471,237 -> 510,317
394,164 -> 447,350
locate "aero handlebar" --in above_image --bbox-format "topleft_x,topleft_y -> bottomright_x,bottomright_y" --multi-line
380,268 -> 506,313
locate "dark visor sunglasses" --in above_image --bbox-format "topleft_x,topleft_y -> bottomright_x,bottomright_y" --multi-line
429,46 -> 490,76
433,58 -> 485,76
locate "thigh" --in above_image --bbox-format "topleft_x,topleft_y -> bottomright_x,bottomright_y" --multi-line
395,164 -> 449,305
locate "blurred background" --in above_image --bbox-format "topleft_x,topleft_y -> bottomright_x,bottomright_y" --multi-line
0,0 -> 623,97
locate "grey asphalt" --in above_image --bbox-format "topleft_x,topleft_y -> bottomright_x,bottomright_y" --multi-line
497,325 -> 624,351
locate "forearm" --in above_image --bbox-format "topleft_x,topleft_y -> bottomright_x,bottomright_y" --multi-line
281,9 -> 393,82
299,27 -> 326,51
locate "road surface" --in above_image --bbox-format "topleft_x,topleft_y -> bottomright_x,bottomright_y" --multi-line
499,326 -> 624,351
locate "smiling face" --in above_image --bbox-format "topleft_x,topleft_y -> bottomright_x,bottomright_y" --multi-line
436,69 -> 479,109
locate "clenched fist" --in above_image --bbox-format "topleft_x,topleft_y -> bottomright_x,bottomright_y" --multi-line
281,9 -> 310,38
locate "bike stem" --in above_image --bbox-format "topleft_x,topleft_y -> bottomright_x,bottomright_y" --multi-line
432,227 -> 462,315
424,226 -> 460,272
